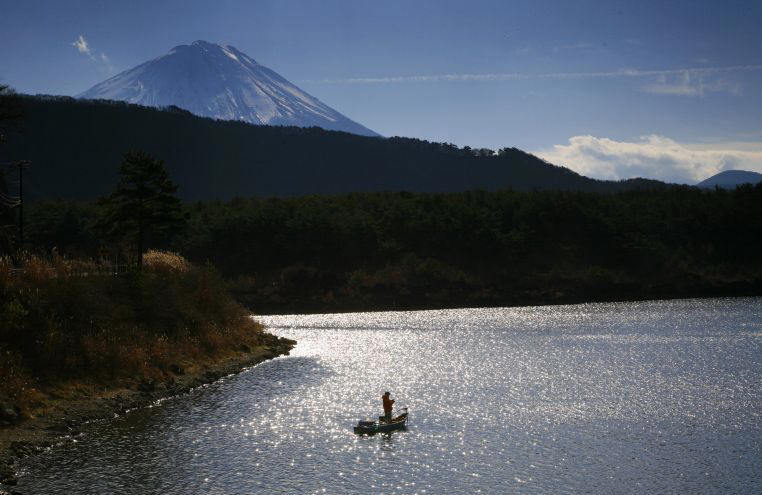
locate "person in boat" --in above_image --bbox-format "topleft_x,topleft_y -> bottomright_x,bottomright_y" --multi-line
382,391 -> 395,423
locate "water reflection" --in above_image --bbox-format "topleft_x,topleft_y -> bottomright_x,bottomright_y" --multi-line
15,297 -> 762,494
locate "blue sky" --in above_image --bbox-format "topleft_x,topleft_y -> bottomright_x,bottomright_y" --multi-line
1,0 -> 761,182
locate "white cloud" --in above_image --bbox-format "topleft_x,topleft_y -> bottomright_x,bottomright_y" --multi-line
552,41 -> 599,53
71,34 -> 114,73
641,70 -> 740,97
534,135 -> 762,184
72,35 -> 93,59
308,64 -> 761,97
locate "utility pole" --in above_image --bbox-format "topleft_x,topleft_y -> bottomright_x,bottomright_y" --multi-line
12,160 -> 30,248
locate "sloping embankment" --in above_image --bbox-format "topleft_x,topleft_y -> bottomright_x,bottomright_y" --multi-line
0,333 -> 294,488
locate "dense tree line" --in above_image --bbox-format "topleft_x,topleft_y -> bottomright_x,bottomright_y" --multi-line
22,185 -> 762,313
0,85 -> 22,254
1,94 -> 665,201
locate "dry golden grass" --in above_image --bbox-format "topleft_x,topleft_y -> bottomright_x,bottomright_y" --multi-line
0,253 -> 110,289
19,253 -> 56,284
0,251 -> 270,413
143,249 -> 190,274
0,256 -> 12,289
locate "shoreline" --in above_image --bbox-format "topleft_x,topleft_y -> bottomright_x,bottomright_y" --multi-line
0,334 -> 295,489
3,294 -> 759,489
250,291 -> 762,316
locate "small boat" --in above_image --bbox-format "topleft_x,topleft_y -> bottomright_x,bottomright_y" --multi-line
354,408 -> 408,434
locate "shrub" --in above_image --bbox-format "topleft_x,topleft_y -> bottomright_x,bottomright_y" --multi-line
143,249 -> 190,274
0,251 -> 266,396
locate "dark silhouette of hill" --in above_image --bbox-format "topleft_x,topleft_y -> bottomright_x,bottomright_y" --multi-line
697,170 -> 762,189
2,94 -> 667,200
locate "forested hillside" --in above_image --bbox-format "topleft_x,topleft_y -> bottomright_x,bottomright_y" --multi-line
2,94 -> 665,200
23,185 -> 762,313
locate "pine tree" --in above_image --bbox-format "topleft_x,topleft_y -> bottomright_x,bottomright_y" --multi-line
1,85 -> 23,255
100,150 -> 184,267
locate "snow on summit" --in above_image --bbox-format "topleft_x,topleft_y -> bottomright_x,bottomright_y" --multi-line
78,41 -> 378,137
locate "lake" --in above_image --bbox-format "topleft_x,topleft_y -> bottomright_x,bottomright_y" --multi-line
15,298 -> 762,494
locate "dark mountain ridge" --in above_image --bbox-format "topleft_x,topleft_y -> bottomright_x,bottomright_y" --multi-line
2,94 -> 667,200
697,170 -> 762,189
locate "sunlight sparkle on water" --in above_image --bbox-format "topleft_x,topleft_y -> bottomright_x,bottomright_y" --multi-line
14,298 -> 762,494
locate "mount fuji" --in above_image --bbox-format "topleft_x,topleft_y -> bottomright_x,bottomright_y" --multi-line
78,40 -> 379,137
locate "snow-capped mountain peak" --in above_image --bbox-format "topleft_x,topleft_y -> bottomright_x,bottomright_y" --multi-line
78,41 -> 378,136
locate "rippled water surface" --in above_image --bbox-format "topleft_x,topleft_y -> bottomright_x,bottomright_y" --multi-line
16,298 -> 762,494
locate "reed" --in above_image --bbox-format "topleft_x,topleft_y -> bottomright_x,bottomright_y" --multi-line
0,251 -> 267,413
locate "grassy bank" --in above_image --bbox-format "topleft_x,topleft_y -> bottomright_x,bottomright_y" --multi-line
0,250 -> 288,421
